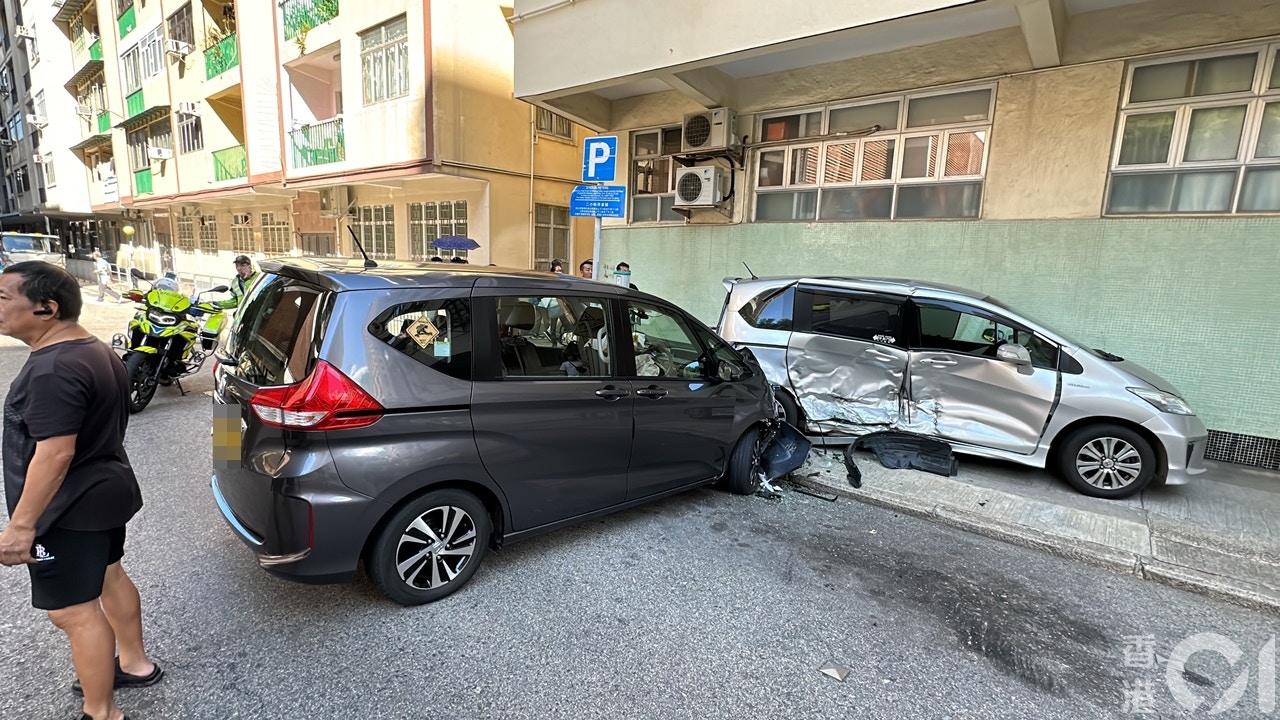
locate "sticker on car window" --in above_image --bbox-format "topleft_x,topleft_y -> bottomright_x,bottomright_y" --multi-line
874,334 -> 896,345
407,317 -> 440,349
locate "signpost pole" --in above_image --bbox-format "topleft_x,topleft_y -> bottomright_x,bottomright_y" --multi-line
591,214 -> 602,281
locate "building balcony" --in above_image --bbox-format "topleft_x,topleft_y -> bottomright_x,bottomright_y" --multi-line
290,117 -> 344,169
133,168 -> 153,195
213,144 -> 247,181
118,5 -> 136,38
282,0 -> 340,41
205,33 -> 239,80
126,90 -> 145,118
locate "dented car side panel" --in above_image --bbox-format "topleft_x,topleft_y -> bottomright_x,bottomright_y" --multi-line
788,333 -> 908,433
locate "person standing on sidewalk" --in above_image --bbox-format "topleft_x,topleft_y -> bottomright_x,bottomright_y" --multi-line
0,261 -> 163,720
216,255 -> 260,310
92,252 -> 124,304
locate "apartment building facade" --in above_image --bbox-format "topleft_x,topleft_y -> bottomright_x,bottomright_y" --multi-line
43,0 -> 590,279
513,0 -> 1280,469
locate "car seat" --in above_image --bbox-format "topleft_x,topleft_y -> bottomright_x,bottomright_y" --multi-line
575,306 -> 608,375
500,302 -> 543,375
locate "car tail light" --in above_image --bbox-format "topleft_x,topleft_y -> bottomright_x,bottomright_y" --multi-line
249,360 -> 384,431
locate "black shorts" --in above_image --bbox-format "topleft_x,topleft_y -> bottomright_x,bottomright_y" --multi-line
27,526 -> 126,611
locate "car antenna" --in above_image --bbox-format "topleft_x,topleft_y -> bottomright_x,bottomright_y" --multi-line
743,262 -> 759,279
347,225 -> 378,269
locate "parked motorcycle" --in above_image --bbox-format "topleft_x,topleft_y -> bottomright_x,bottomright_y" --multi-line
112,269 -> 229,413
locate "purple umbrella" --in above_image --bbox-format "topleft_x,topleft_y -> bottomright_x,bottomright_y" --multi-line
431,236 -> 481,251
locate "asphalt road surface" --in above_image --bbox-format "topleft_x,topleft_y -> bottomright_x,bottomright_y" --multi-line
1,328 -> 1277,719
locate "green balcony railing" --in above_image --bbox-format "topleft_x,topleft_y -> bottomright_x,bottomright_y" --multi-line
213,144 -> 247,181
118,6 -> 136,38
97,112 -> 111,134
90,39 -> 103,61
126,90 -> 144,118
133,168 -> 153,195
282,0 -> 340,41
204,33 -> 239,80
290,117 -> 344,168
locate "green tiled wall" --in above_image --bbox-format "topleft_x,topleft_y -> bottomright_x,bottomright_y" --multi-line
600,218 -> 1280,439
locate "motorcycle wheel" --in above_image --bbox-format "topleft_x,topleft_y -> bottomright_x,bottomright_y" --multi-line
125,353 -> 159,414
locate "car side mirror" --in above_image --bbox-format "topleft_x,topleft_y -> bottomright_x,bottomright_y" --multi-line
996,343 -> 1032,366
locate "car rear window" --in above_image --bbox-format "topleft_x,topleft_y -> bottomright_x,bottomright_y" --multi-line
737,285 -> 794,330
226,274 -> 332,386
369,299 -> 472,381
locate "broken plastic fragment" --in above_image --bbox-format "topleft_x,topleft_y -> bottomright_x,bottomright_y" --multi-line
819,660 -> 851,682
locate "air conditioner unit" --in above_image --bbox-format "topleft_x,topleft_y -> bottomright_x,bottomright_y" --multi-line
15,26 -> 35,40
77,105 -> 93,118
673,166 -> 725,207
148,146 -> 174,161
318,185 -> 350,217
681,108 -> 738,154
25,113 -> 47,128
176,101 -> 199,115
165,39 -> 192,56
53,0 -> 67,8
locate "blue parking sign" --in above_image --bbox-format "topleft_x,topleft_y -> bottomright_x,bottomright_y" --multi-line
582,136 -> 618,183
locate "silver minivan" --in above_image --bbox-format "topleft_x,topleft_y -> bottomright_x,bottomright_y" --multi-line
718,276 -> 1208,499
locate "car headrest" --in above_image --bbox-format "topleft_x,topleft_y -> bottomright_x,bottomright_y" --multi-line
577,306 -> 605,331
503,302 -> 536,331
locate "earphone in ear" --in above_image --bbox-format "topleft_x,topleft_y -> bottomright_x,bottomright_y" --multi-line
33,308 -> 53,316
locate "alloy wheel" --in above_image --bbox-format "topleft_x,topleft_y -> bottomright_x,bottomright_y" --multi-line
394,505 -> 479,590
1074,436 -> 1143,490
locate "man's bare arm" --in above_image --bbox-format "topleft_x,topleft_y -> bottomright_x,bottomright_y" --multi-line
0,435 -> 77,565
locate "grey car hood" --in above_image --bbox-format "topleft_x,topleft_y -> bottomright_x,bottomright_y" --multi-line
1108,357 -> 1181,395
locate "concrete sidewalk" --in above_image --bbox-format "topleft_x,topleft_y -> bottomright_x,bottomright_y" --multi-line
791,446 -> 1280,614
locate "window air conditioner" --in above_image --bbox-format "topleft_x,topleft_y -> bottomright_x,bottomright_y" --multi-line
176,101 -> 199,115
673,166 -> 725,207
148,146 -> 174,161
25,113 -> 47,128
15,26 -> 35,40
681,108 -> 737,154
165,39 -> 192,56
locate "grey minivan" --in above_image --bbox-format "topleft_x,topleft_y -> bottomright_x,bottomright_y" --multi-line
211,260 -> 774,605
718,276 -> 1208,499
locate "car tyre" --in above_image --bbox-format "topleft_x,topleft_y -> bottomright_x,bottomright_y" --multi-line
725,426 -> 765,496
367,489 -> 492,606
775,389 -> 802,430
1057,424 -> 1156,499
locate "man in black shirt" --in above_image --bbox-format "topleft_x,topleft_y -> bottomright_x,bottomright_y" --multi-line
0,261 -> 162,720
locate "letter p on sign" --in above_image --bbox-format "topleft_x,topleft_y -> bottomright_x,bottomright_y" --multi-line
582,136 -> 618,183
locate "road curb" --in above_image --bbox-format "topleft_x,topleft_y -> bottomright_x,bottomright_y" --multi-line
788,471 -> 1280,616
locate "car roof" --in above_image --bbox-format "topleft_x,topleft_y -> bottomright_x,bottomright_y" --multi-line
725,275 -> 988,302
262,256 -> 646,295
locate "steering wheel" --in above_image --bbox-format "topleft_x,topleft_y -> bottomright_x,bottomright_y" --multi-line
596,327 -> 610,366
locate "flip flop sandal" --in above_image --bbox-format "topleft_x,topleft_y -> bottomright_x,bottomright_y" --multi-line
71,659 -> 164,695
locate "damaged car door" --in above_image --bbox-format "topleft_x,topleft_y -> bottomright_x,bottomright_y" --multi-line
789,287 -> 908,434
905,300 -> 1059,454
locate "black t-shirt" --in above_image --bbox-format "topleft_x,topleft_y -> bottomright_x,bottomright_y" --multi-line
3,337 -> 142,535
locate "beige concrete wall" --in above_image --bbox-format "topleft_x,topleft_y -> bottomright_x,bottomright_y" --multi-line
1063,0 -> 1280,65
983,62 -> 1125,220
511,0 -> 973,97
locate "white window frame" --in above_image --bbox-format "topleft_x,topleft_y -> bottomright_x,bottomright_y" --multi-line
41,154 -> 55,188
353,204 -> 395,259
359,16 -> 409,106
536,107 -> 573,140
176,215 -> 195,250
139,27 -> 164,81
198,215 -> 219,253
533,203 -> 569,270
121,44 -> 142,94
231,213 -> 255,253
628,125 -> 683,224
752,84 -> 995,222
260,212 -> 293,255
408,200 -> 468,260
1107,42 -> 1280,215
177,111 -> 202,154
